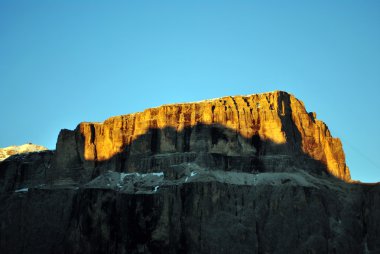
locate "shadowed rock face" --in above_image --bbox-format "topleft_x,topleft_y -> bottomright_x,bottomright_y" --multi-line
0,91 -> 378,254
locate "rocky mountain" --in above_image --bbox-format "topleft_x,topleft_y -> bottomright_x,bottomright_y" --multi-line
0,143 -> 47,161
0,91 -> 378,254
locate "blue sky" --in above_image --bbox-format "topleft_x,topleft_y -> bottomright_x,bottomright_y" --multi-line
1,0 -> 379,182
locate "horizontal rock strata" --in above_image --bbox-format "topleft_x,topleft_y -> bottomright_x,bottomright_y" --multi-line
54,91 -> 350,182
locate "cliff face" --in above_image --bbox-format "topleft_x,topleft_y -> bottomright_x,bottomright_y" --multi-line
1,169 -> 379,254
55,91 -> 350,182
1,91 -> 377,254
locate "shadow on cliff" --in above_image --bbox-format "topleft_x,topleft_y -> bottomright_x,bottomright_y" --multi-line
58,121 -> 336,184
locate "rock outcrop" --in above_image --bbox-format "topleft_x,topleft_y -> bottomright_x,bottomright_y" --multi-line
0,143 -> 47,161
0,91 -> 378,254
54,91 -> 350,182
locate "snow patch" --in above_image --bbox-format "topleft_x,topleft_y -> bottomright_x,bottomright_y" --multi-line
120,172 -> 164,180
15,188 -> 29,193
190,171 -> 197,177
153,186 -> 159,192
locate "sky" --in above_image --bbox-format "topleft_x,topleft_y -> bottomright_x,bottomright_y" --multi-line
0,0 -> 379,182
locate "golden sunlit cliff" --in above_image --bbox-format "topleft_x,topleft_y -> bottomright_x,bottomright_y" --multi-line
55,91 -> 350,182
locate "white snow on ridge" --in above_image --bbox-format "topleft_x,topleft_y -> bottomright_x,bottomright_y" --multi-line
120,172 -> 164,181
15,188 -> 29,193
190,171 -> 197,177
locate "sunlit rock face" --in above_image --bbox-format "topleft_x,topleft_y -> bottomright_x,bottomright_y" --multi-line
0,143 -> 48,161
54,91 -> 350,182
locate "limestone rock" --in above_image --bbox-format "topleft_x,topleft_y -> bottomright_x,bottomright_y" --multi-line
0,150 -> 54,193
54,91 -> 350,182
0,91 -> 377,254
0,143 -> 48,161
0,169 -> 379,254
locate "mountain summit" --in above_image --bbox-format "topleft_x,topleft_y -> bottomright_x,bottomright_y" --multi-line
0,143 -> 47,161
0,91 -> 378,254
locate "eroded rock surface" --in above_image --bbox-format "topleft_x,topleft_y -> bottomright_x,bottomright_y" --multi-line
1,167 -> 379,254
0,91 -> 378,254
54,91 -> 350,183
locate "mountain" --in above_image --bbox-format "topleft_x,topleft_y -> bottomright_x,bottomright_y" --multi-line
0,143 -> 47,161
53,91 -> 350,183
0,91 -> 378,254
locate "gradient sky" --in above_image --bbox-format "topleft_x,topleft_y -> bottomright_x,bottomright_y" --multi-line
1,0 -> 379,182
